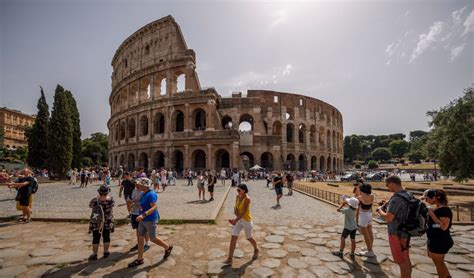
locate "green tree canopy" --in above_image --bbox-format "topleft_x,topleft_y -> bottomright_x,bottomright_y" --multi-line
389,140 -> 410,158
371,147 -> 392,162
27,87 -> 49,169
81,132 -> 108,166
64,90 -> 82,169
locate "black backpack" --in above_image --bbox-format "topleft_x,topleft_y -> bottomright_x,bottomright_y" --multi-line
90,198 -> 105,231
395,192 -> 429,237
31,178 -> 39,194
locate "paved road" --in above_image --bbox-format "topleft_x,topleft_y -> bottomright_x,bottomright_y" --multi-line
222,180 -> 340,226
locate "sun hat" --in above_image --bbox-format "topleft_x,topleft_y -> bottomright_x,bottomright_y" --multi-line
98,185 -> 111,195
344,196 -> 359,209
135,177 -> 152,188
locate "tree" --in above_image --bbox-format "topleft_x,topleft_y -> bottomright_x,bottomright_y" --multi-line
47,85 -> 73,178
409,130 -> 428,140
27,87 -> 49,169
426,87 -> 474,181
368,160 -> 378,169
371,147 -> 392,162
81,132 -> 108,166
389,140 -> 410,158
64,90 -> 82,169
389,133 -> 406,140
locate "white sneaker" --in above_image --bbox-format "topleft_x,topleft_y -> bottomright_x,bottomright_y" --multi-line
358,250 -> 375,257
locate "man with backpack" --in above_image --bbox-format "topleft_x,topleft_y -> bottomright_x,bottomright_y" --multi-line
207,170 -> 217,201
6,168 -> 37,223
376,175 -> 414,278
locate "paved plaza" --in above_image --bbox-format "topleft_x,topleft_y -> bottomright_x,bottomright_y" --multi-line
0,180 -> 473,277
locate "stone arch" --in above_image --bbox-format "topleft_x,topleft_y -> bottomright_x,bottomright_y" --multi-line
327,156 -> 332,172
333,158 -> 337,172
272,121 -> 282,136
139,115 -> 149,136
128,118 -> 136,138
298,123 -> 306,144
127,153 -> 135,171
139,152 -> 148,171
310,125 -> 316,144
239,114 -> 254,131
240,152 -> 255,170
140,77 -> 152,101
192,149 -> 206,171
319,156 -> 325,172
285,108 -> 294,121
153,151 -> 165,169
119,154 -> 125,167
153,112 -> 165,134
286,153 -> 296,171
176,73 -> 186,93
221,115 -> 233,129
171,150 -> 184,172
114,155 -> 118,169
193,108 -> 206,130
130,82 -> 139,105
319,127 -> 325,144
332,131 -> 336,150
215,149 -> 230,170
311,156 -> 317,170
261,152 -> 273,170
160,77 -> 167,96
298,154 -> 306,171
326,130 -> 331,148
121,89 -> 128,110
171,110 -> 184,132
120,122 -> 126,140
286,123 -> 294,143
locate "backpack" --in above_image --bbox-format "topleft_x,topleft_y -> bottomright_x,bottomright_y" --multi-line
90,198 -> 105,231
31,178 -> 39,194
213,175 -> 217,184
395,192 -> 428,237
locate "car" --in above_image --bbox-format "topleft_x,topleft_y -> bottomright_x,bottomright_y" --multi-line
341,173 -> 359,182
366,172 -> 385,181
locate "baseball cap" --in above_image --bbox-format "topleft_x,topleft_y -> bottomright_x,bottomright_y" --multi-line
344,196 -> 359,209
135,177 -> 152,188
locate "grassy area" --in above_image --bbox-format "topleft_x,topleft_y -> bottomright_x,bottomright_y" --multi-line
378,163 -> 436,170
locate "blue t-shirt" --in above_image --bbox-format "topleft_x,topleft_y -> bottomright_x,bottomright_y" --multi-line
140,190 -> 159,222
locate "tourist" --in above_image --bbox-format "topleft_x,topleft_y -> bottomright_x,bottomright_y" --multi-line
136,168 -> 146,179
207,170 -> 217,201
104,170 -> 111,187
117,165 -> 124,186
197,171 -> 206,201
187,169 -> 193,186
220,168 -> 226,185
128,178 -> 173,267
285,172 -> 294,196
357,183 -> 375,257
232,170 -> 240,187
333,196 -> 359,258
376,175 -> 412,278
119,172 -> 134,211
80,168 -> 87,188
127,180 -> 150,252
6,168 -> 35,223
422,189 -> 453,278
272,172 -> 283,208
223,184 -> 259,265
160,168 -> 168,192
88,185 -> 115,261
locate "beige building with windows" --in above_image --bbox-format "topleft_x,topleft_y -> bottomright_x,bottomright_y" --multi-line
108,16 -> 344,173
0,107 -> 36,150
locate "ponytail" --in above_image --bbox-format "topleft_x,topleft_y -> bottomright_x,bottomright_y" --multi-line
435,189 -> 448,205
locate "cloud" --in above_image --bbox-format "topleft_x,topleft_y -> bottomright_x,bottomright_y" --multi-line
452,6 -> 467,24
462,10 -> 474,36
270,9 -> 287,28
409,21 -> 444,63
450,43 -> 466,61
282,64 -> 293,76
227,64 -> 295,92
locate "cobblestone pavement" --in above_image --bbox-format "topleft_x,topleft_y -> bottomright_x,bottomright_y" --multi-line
0,180 -> 230,221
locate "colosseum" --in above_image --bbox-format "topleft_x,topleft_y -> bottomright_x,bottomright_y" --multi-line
108,15 -> 344,174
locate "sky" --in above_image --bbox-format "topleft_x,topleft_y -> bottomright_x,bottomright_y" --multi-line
1,0 -> 473,138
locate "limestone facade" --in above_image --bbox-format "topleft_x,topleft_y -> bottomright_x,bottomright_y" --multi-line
108,16 -> 343,173
0,107 -> 35,150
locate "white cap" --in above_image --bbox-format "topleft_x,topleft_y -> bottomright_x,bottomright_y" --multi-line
344,196 -> 359,209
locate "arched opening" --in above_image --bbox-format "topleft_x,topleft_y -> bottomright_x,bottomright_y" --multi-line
333,158 -> 337,172
298,154 -> 306,171
120,122 -> 126,140
114,125 -> 119,141
327,130 -> 331,148
332,131 -> 336,151
160,78 -> 167,96
139,152 -> 148,171
239,114 -> 253,132
286,154 -> 296,171
192,149 -> 206,171
193,109 -> 206,130
172,110 -> 184,132
272,121 -> 282,135
114,155 -> 118,169
215,149 -> 230,170
127,153 -> 135,171
311,156 -> 317,170
327,156 -> 332,172
319,127 -> 325,144
319,156 -> 325,172
240,152 -> 255,170
261,152 -> 273,170
154,113 -> 165,134
119,154 -> 125,168
128,118 -> 136,138
153,151 -> 165,169
286,123 -> 294,143
263,121 -> 268,135
139,115 -> 148,136
177,74 -> 185,92
222,116 -> 233,129
298,123 -> 306,144
171,150 -> 184,172
310,125 -> 316,144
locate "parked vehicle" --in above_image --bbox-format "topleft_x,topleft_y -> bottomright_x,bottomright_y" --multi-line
340,173 -> 359,182
366,172 -> 385,181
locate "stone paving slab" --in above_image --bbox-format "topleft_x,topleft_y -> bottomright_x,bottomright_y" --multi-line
0,180 -> 231,222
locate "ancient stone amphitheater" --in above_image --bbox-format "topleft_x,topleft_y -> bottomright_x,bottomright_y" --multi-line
108,16 -> 343,173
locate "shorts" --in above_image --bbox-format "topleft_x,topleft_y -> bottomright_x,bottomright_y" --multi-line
358,210 -> 372,227
388,234 -> 410,264
341,228 -> 357,239
18,193 -> 31,207
427,237 -> 453,254
198,183 -> 205,189
275,187 -> 283,195
231,219 -> 253,239
124,192 -> 132,202
287,181 -> 293,188
138,221 -> 157,239
130,214 -> 140,229
208,185 -> 215,193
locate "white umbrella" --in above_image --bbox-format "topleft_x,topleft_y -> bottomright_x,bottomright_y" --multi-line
249,164 -> 263,170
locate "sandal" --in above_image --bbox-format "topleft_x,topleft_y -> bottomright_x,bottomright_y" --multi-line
163,245 -> 173,260
103,252 -> 110,258
223,258 -> 233,265
128,259 -> 144,268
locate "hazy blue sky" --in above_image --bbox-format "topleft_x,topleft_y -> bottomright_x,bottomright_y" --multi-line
1,0 -> 472,138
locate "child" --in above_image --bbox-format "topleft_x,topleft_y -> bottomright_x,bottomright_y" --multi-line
332,196 -> 359,258
88,185 -> 115,261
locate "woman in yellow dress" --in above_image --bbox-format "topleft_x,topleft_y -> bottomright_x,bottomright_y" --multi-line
224,184 -> 259,265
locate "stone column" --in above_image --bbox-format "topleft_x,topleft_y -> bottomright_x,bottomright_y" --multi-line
206,100 -> 216,131
185,103 -> 191,132
207,144 -> 212,171
231,142 -> 239,169
184,145 -> 190,170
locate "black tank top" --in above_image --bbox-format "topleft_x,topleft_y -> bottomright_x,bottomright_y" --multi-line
360,202 -> 372,210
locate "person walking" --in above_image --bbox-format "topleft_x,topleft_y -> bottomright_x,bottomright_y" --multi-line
119,172 -> 134,212
333,196 -> 359,258
376,176 -> 412,278
197,171 -> 206,201
422,189 -> 453,278
160,169 -> 168,192
357,183 -> 375,257
207,170 -> 217,201
272,172 -> 283,208
220,168 -> 226,186
88,185 -> 115,261
187,169 -> 193,186
285,172 -> 294,196
117,165 -> 124,186
127,180 -> 150,252
223,184 -> 259,265
128,178 -> 173,267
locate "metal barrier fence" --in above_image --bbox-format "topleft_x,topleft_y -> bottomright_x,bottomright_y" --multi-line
294,183 -> 474,224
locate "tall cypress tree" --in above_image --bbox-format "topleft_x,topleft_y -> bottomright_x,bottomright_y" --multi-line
27,87 -> 49,169
47,85 -> 73,178
65,90 -> 82,169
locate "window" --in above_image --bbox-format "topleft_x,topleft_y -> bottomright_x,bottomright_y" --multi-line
145,45 -> 150,55
274,96 -> 278,103
124,59 -> 128,68
299,99 -> 303,106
